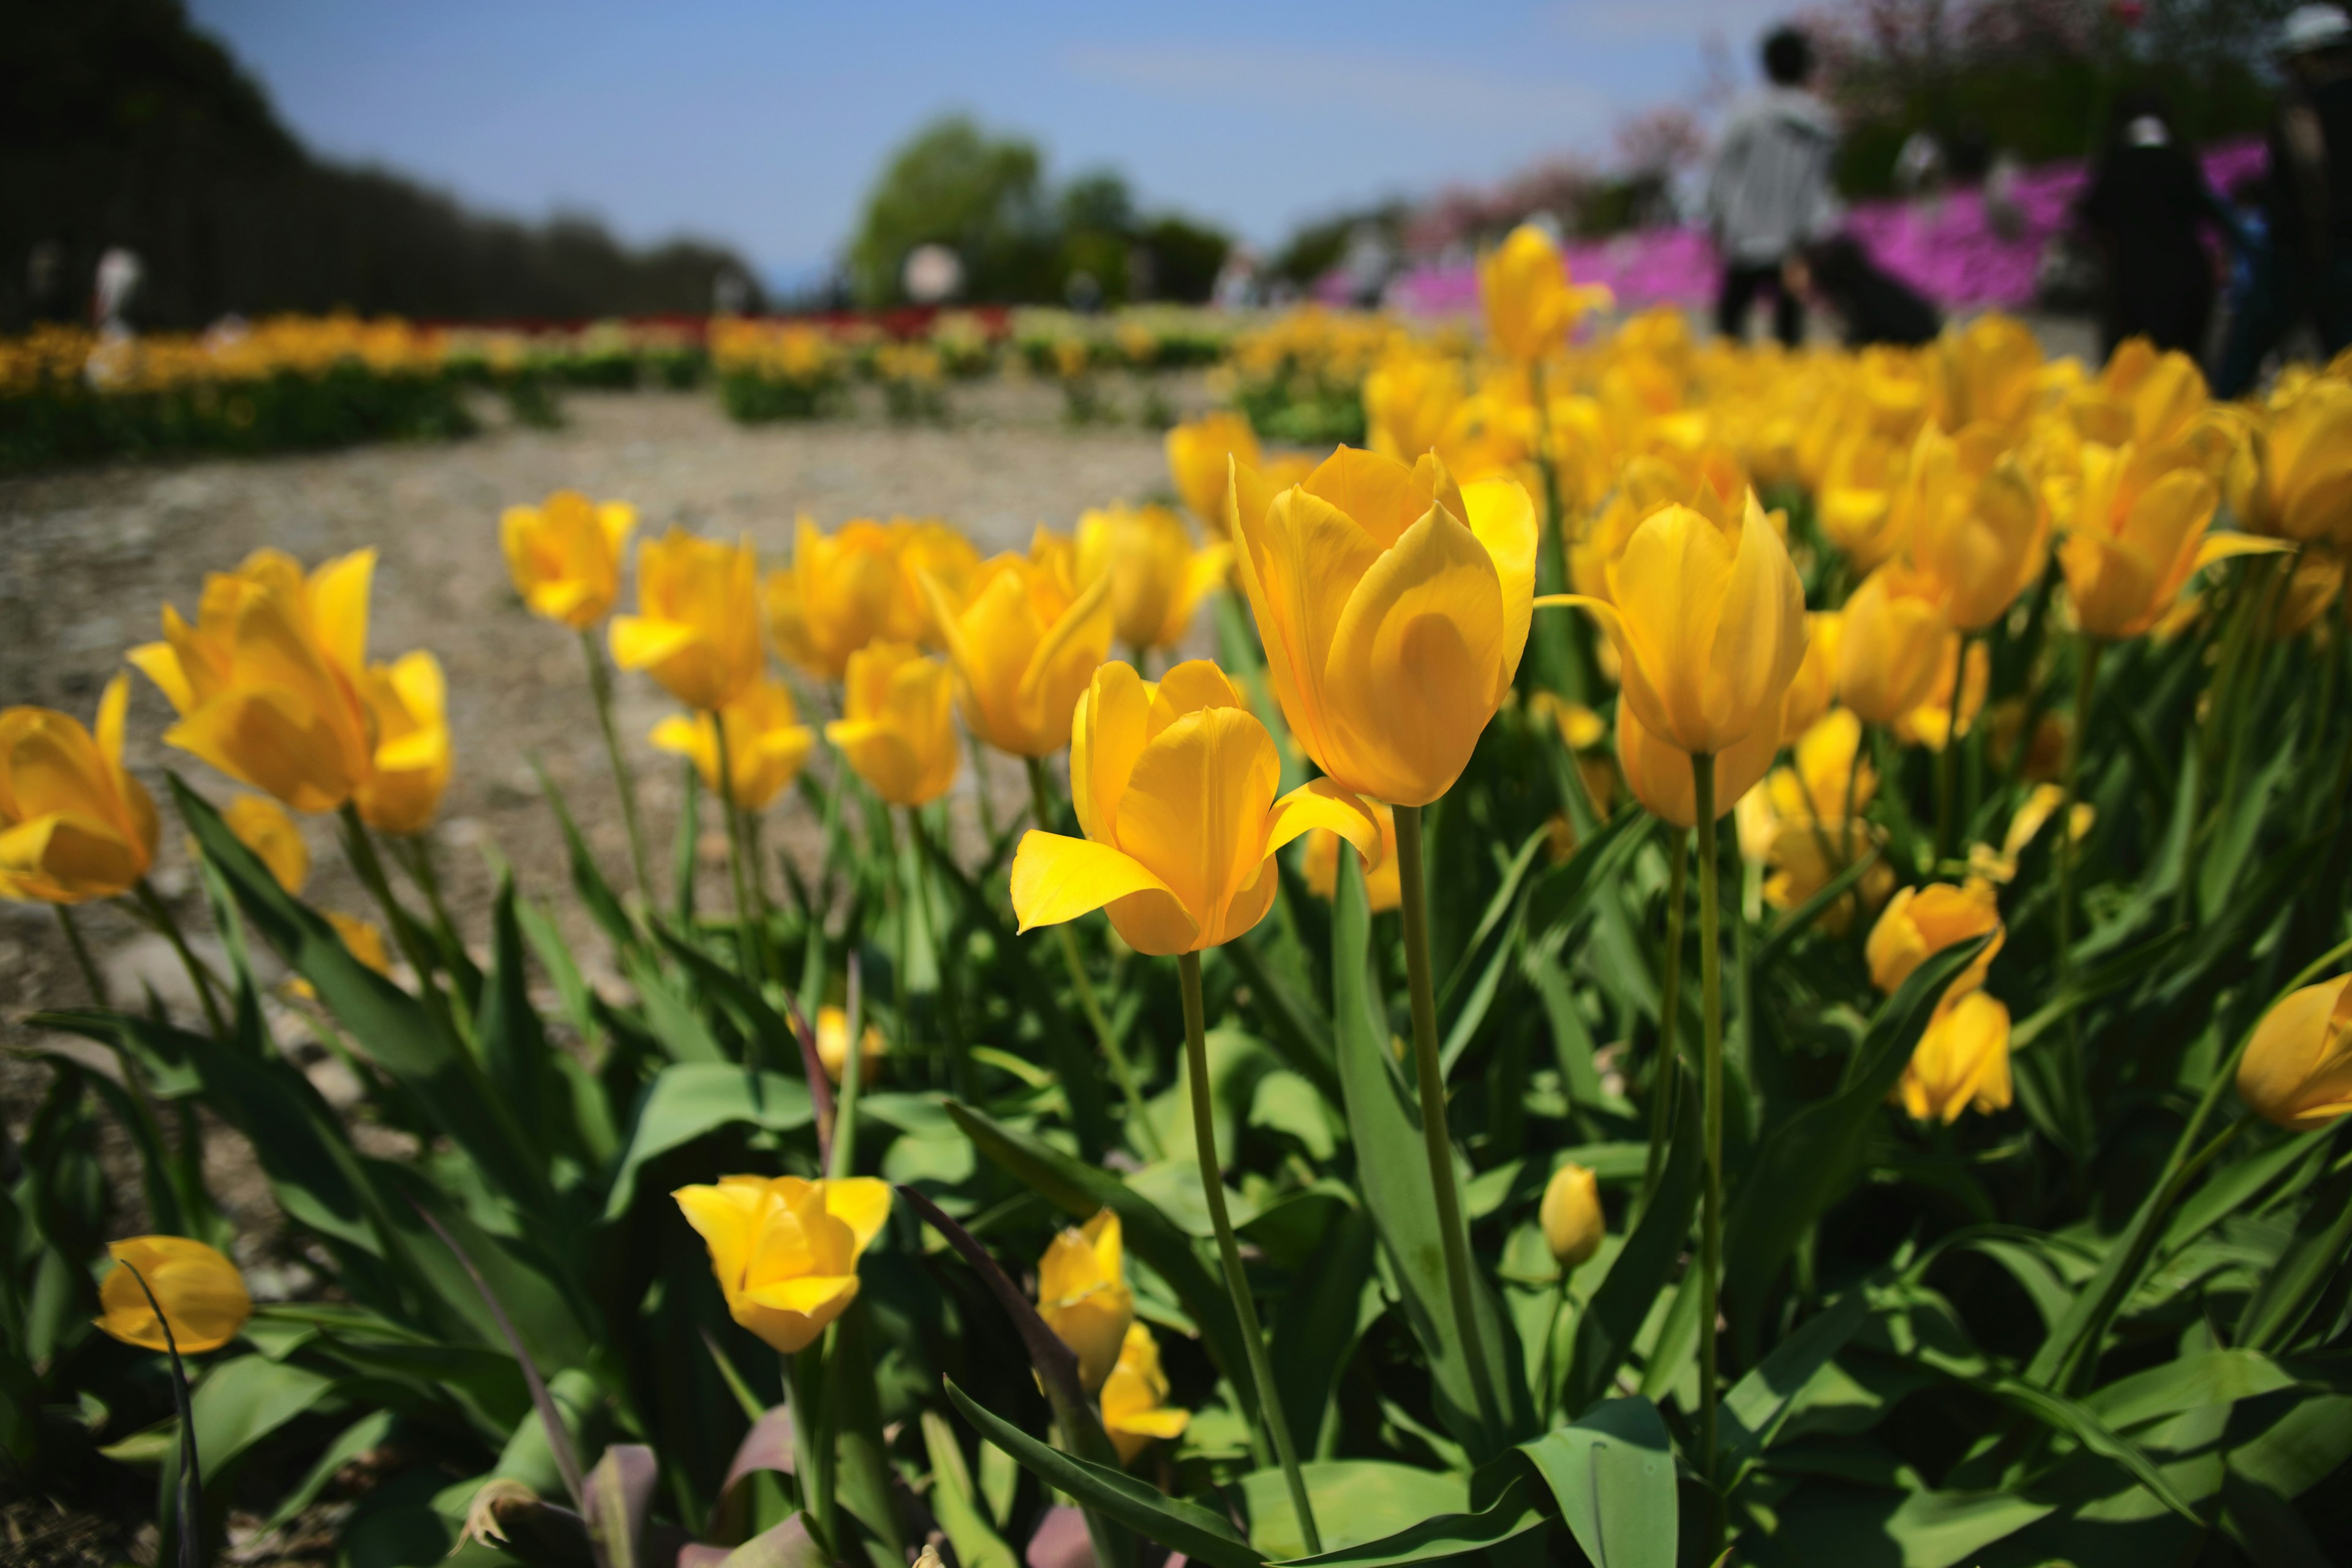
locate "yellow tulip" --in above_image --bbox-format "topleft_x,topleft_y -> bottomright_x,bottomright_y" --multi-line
1038,1209 -> 1134,1392
1759,817 -> 1895,933
500,490 -> 634,628
1074,503 -> 1232,651
1574,445 -> 1749,604
0,675 -> 159,904
1779,612 -> 1842,737
1931,314 -> 2043,432
328,910 -> 393,976
354,652 -> 450,836
814,1004 -> 885,1086
224,794 -> 307,896
1896,989 -> 2014,1123
1775,707 -> 1875,824
1167,411 -> 1262,535
1816,429 -> 1909,572
1302,799 -> 1401,913
611,530 -> 764,711
1616,700 -> 1779,829
128,548 -> 376,812
1365,350 -> 1466,466
1893,637 -> 1988,753
764,518 -> 902,680
1011,660 -> 1378,955
2057,440 -> 2284,640
1101,1322 -> 1189,1465
1232,447 -> 1536,805
1867,879 -> 2003,1001
824,643 -> 959,807
673,1174 -> 892,1354
652,677 -> 815,812
922,552 -> 1114,759
1837,564 -> 1950,725
94,1236 -> 252,1354
1550,496 -> 1806,762
1539,1161 -> 1604,1271
888,519 -> 982,646
2072,339 -> 2208,448
1905,426 -> 2048,632
1480,224 -> 1609,363
2236,974 -> 2352,1131
2230,378 -> 2352,546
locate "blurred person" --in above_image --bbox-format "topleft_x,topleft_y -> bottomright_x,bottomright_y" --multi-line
1792,234 -> 1941,347
1706,24 -> 1842,347
93,245 -> 142,333
2214,4 -> 2352,395
2077,89 -> 2232,359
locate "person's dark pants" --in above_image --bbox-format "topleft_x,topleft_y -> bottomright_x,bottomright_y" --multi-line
2214,249 -> 2352,398
1717,261 -> 1803,347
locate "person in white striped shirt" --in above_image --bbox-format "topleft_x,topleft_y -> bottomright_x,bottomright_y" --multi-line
1706,24 -> 1842,347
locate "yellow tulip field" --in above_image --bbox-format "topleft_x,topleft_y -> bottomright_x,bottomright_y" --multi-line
10,227 -> 2352,1568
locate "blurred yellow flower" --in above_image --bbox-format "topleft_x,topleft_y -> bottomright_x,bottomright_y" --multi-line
224,794 -> 307,895
1074,502 -> 1232,651
1038,1209 -> 1134,1392
2057,440 -> 2283,640
94,1236 -> 251,1354
1011,661 -> 1376,955
1166,411 -> 1262,535
1618,701 -> 1779,829
814,1004 -> 884,1086
1893,637 -> 1989,753
673,1175 -> 891,1354
354,652 -> 450,836
2236,974 -> 2352,1131
824,643 -> 959,807
0,675 -> 159,904
652,676 -> 815,812
2230,378 -> 2352,546
1837,564 -> 1950,726
1904,425 -> 2048,633
500,490 -> 634,628
611,530 -> 764,712
1779,612 -> 1842,738
1480,224 -> 1609,363
1931,314 -> 2043,432
1101,1322 -> 1189,1466
764,518 -> 903,680
328,910 -> 393,976
922,550 -> 1114,758
1897,989 -> 2014,1124
1539,1161 -> 1604,1270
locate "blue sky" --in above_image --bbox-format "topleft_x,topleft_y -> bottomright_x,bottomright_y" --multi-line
186,0 -> 1794,281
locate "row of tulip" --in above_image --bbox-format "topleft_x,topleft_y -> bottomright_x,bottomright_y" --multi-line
9,224 -> 2352,1568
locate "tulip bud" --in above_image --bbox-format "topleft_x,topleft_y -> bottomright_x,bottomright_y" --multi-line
1539,1162 -> 1604,1272
824,643 -> 960,807
673,1175 -> 892,1353
224,795 -> 309,896
2236,974 -> 2352,1132
922,551 -> 1115,760
95,1236 -> 252,1353
500,491 -> 634,628
2231,379 -> 2352,546
0,675 -> 160,905
1101,1321 -> 1189,1465
1038,1210 -> 1135,1392
1896,989 -> 2015,1123
815,1004 -> 885,1087
1866,880 -> 2003,998
1905,426 -> 2048,633
1838,565 -> 1950,725
1480,224 -> 1609,363
1931,314 -> 2043,432
2057,440 -> 2285,640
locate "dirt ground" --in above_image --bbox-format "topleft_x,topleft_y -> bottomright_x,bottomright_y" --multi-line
0,377 -> 1224,1238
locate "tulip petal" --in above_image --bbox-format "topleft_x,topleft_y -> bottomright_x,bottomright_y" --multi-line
1302,445 -> 1425,549
1231,484 -> 1381,780
1016,570 -> 1116,752
1147,660 -> 1247,731
1009,831 -> 1193,944
746,1274 -> 861,1316
2190,532 -> 2294,570
674,1183 -> 765,1295
307,549 -> 376,679
1460,478 -> 1537,707
167,689 -> 358,813
126,641 -> 195,715
824,1178 -> 893,1251
1072,663 -> 1149,845
1264,777 -> 1379,862
1710,501 -> 1809,746
610,615 -> 701,673
1110,707 -> 1281,941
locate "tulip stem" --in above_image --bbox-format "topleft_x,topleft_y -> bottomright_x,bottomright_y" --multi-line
121,1262 -> 203,1568
56,905 -> 108,1009
1025,757 -> 1163,1158
337,809 -> 469,1043
1392,805 -> 1504,1442
711,721 -> 769,986
1637,832 -> 1689,1223
131,879 -> 227,1039
579,628 -> 655,914
1177,951 -> 1321,1556
905,809 -> 970,1098
1689,753 -> 1725,1553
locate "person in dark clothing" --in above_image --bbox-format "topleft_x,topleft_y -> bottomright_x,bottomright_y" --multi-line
2078,89 -> 2232,360
2214,4 -> 2352,396
1707,25 -> 1841,346
1792,235 -> 1943,347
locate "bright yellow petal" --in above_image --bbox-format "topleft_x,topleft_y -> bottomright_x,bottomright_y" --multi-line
823,1178 -> 892,1253
1264,777 -> 1379,862
1009,831 -> 1190,940
1460,478 -> 1537,707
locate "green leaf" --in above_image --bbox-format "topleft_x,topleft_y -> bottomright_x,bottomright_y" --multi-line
1763,1485 -> 2052,1568
1561,1073 -> 1698,1419
1269,1206 -> 1379,1458
2085,1348 -> 2301,1431
261,1409 -> 396,1530
1266,1469 -> 1545,1568
1238,1461 -> 1466,1561
1223,933 -> 1341,1105
921,1411 -> 1019,1568
1717,1284 -> 1875,1489
533,758 -> 639,951
601,1065 -> 814,1219
1330,850 -> 1532,1460
2239,1158 -> 2352,1352
943,1379 -> 1263,1568
477,875 -> 552,1158
1517,1397 -> 1677,1568
1967,1373 -> 2200,1521
190,1354 -> 339,1476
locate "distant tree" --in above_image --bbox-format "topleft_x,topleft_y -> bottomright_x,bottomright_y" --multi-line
846,116 -> 1054,306
1137,215 -> 1231,303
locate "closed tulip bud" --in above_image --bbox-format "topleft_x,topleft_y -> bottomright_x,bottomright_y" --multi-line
1931,314 -> 2043,432
1038,1210 -> 1135,1392
1075,503 -> 1231,651
2230,379 -> 2352,546
922,551 -> 1114,759
1480,224 -> 1609,363
2236,974 -> 2352,1131
1232,447 -> 1536,805
1551,494 -> 1806,761
129,549 -> 377,813
1893,637 -> 1988,753
2058,440 -> 2285,640
1837,564 -> 1950,725
1616,700 -> 1780,829
95,1236 -> 252,1353
611,530 -> 764,712
500,490 -> 634,628
1539,1161 -> 1605,1271
1779,612 -> 1842,737
224,794 -> 307,896
652,677 -> 815,812
353,652 -> 450,836
1101,1321 -> 1189,1464
1905,426 -> 2048,632
1896,989 -> 2014,1123
1302,800 -> 1401,912
673,1175 -> 891,1354
0,675 -> 159,904
824,643 -> 959,807
1167,412 -> 1262,535
764,518 -> 902,679
1013,661 -> 1378,954
815,1003 -> 886,1086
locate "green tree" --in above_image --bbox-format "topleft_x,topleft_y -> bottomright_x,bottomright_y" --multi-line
846,115 -> 1051,306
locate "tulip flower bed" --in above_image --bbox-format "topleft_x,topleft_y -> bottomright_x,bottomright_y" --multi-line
10,223 -> 2352,1568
